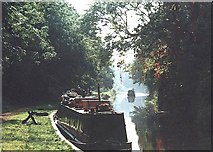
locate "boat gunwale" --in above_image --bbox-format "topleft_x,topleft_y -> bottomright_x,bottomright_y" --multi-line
55,119 -> 132,151
62,104 -> 124,115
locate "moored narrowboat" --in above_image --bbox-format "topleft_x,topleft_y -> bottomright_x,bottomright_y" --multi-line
127,89 -> 135,102
54,95 -> 132,151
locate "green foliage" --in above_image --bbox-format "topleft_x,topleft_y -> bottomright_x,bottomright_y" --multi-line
87,1 -> 211,150
131,93 -> 159,150
2,1 -> 114,104
43,2 -> 96,90
80,8 -> 114,90
2,2 -> 55,67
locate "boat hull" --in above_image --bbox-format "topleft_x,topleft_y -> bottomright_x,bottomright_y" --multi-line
54,104 -> 132,151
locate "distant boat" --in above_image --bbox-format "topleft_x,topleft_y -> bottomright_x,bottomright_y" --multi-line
127,89 -> 135,102
54,94 -> 132,150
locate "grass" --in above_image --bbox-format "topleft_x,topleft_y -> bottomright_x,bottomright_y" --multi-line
1,105 -> 74,151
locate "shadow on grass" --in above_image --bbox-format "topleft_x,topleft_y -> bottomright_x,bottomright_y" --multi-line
3,119 -> 38,125
2,100 -> 60,113
4,119 -> 22,125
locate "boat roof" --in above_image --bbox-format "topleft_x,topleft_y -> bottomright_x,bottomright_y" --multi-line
65,106 -> 121,115
73,96 -> 110,102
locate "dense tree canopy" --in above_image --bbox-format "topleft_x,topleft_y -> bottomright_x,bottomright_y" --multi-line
2,1 -> 211,150
85,1 -> 211,150
2,2 -> 114,105
2,2 -> 55,67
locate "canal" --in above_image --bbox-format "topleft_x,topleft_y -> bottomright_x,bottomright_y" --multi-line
112,66 -> 149,151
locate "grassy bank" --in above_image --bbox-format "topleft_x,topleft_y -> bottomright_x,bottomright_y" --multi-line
1,106 -> 74,151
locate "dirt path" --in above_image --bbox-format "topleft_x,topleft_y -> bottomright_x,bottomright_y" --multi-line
0,108 -> 27,123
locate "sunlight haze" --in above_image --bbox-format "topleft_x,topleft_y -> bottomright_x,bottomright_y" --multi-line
66,0 -> 94,14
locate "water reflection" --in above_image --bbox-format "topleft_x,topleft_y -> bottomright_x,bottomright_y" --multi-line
111,50 -> 149,150
113,92 -> 148,117
113,91 -> 148,151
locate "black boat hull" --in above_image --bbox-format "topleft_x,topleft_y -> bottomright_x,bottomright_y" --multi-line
55,121 -> 132,151
54,104 -> 132,151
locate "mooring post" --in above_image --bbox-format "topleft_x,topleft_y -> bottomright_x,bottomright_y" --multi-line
22,111 -> 38,125
22,111 -> 48,125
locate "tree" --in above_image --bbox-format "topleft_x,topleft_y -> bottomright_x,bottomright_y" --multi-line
2,2 -> 56,102
2,1 -> 114,105
2,2 -> 55,68
86,1 -> 211,150
80,7 -> 114,90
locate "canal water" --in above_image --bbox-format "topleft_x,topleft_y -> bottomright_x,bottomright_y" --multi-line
111,66 -> 149,151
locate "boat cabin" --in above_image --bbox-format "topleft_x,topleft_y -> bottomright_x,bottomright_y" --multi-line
61,96 -> 113,113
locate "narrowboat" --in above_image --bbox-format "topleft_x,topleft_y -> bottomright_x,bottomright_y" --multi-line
127,89 -> 135,102
53,94 -> 132,151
